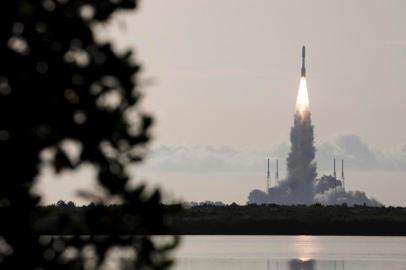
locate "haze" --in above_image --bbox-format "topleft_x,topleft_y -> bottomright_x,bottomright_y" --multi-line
37,0 -> 406,206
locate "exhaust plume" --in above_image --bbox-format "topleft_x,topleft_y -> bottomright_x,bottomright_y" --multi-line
248,77 -> 317,205
285,77 -> 317,204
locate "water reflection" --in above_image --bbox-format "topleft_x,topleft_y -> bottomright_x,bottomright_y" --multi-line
265,259 -> 315,270
288,259 -> 315,270
293,235 -> 321,262
265,259 -> 345,270
173,236 -> 406,270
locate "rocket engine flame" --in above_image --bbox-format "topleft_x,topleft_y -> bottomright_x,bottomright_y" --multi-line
296,77 -> 310,119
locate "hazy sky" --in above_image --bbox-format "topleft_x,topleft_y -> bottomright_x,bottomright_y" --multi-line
120,0 -> 406,148
37,0 -> 406,206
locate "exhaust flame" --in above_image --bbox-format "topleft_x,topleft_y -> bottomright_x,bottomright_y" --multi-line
296,77 -> 310,119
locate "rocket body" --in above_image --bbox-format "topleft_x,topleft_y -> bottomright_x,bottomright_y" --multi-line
301,46 -> 306,77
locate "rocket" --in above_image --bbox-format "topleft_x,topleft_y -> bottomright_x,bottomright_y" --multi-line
301,45 -> 306,77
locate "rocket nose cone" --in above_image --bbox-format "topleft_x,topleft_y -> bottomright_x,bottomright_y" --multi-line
302,46 -> 305,57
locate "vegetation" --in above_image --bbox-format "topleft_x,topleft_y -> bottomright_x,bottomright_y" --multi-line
0,0 -> 178,269
0,202 -> 182,234
175,204 -> 406,235
3,203 -> 406,235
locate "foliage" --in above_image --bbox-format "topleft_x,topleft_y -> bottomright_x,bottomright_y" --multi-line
3,203 -> 404,236
0,0 -> 178,269
175,204 -> 406,235
0,203 -> 182,234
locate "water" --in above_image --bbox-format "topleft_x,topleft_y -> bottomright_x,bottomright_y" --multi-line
172,236 -> 406,270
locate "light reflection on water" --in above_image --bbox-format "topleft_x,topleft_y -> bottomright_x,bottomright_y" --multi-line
293,235 -> 321,261
172,236 -> 406,270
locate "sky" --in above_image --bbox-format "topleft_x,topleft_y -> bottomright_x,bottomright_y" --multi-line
36,0 -> 406,206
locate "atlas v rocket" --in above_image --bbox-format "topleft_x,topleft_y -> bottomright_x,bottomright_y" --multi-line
265,46 -> 307,193
301,45 -> 306,77
262,46 -> 349,195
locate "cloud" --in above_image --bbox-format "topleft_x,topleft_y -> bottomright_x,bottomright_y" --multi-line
140,134 -> 406,174
317,134 -> 406,172
142,145 -> 271,173
317,134 -> 378,171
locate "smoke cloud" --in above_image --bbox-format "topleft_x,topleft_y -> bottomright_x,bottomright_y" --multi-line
285,110 -> 317,204
248,108 -> 321,205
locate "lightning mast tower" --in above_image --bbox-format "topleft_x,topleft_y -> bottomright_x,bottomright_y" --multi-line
275,159 -> 279,184
266,158 -> 270,193
341,159 -> 345,190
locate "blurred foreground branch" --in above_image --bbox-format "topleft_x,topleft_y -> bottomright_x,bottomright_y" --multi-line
0,0 -> 179,269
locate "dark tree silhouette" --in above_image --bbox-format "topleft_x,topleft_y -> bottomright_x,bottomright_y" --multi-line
0,0 -> 178,269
